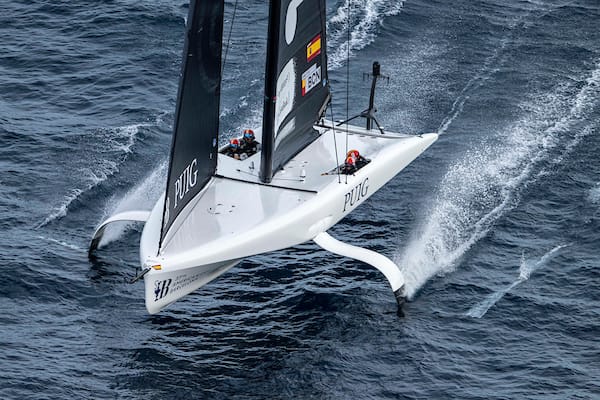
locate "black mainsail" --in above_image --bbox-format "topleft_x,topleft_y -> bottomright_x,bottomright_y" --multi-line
260,0 -> 330,183
160,1 -> 225,246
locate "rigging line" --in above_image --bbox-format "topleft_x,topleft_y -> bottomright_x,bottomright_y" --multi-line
317,0 -> 340,184
222,0 -> 239,75
345,0 -> 351,184
214,174 -> 318,194
328,101 -> 342,183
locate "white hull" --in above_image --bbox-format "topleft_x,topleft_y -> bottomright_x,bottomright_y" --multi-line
139,122 -> 437,314
145,259 -> 240,314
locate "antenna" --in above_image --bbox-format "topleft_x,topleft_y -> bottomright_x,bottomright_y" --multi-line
337,61 -> 389,134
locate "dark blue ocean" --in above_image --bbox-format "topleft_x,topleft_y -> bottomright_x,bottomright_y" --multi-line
2,0 -> 599,398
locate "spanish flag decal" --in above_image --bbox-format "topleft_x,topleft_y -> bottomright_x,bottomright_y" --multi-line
306,34 -> 322,62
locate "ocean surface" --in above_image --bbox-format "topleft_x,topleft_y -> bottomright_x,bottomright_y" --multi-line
1,0 -> 599,398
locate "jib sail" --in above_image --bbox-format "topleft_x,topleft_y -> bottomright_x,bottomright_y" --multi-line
260,0 -> 330,183
160,1 -> 225,246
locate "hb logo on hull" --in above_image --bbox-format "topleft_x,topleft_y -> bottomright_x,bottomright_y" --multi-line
154,279 -> 172,301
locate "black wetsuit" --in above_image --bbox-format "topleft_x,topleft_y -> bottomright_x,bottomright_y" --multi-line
240,139 -> 259,157
355,156 -> 370,169
341,163 -> 357,175
340,156 -> 369,175
224,145 -> 241,159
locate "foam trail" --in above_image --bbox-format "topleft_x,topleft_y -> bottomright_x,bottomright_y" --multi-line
466,281 -> 521,319
104,123 -> 145,154
327,0 -> 404,69
540,64 -> 600,170
37,236 -> 86,253
437,96 -> 467,135
39,122 -> 151,227
436,1 -> 583,135
437,52 -> 503,135
437,52 -> 502,135
97,161 -> 168,248
38,160 -> 119,227
466,245 -> 568,318
436,11 -> 530,135
589,184 -> 600,204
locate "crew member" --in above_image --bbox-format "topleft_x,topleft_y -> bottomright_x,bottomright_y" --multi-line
347,149 -> 370,169
240,129 -> 259,157
225,138 -> 242,159
341,155 -> 357,175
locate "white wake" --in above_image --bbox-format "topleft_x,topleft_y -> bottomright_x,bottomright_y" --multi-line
36,235 -> 86,253
436,1 -> 578,135
327,0 -> 404,70
466,245 -> 569,318
589,184 -> 600,204
39,123 -> 150,227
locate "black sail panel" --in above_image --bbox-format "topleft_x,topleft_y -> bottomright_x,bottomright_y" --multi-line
160,1 -> 224,246
261,0 -> 330,182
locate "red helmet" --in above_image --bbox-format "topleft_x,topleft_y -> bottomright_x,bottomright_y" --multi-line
243,129 -> 255,140
230,138 -> 240,147
347,149 -> 360,159
346,156 -> 355,165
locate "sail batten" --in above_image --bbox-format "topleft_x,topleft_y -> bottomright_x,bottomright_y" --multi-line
260,0 -> 330,183
160,1 -> 225,247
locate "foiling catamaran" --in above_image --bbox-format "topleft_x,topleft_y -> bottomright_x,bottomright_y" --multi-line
89,0 -> 437,314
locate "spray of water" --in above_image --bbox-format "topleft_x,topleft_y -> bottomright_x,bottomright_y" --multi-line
395,60 -> 600,299
466,244 -> 569,318
98,161 -> 168,247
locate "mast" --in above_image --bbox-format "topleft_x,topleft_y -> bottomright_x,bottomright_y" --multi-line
366,62 -> 380,131
260,0 -> 281,184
